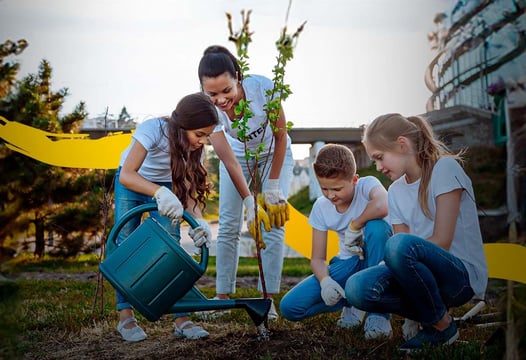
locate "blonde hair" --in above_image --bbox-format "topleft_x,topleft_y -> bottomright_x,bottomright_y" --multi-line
363,113 -> 461,218
313,144 -> 356,180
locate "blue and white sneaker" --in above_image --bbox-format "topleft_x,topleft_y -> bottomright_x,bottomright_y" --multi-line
399,317 -> 458,352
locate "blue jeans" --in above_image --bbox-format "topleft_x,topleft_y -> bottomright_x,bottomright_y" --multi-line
215,147 -> 294,294
280,219 -> 392,321
112,168 -> 185,317
345,233 -> 474,326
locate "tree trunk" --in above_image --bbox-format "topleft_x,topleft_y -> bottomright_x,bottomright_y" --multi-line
34,216 -> 45,258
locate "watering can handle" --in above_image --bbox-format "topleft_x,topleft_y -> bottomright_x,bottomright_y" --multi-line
106,203 -> 208,268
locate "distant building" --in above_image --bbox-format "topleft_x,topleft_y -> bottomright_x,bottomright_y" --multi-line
425,0 -> 525,113
289,159 -> 310,197
292,2 -> 526,204
425,0 -> 525,232
81,110 -> 137,133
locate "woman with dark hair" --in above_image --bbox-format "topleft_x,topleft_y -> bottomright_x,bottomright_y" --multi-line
197,45 -> 294,320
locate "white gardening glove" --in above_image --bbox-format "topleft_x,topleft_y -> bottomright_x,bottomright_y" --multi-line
154,186 -> 183,225
261,179 -> 289,228
243,195 -> 256,229
188,218 -> 211,249
402,318 -> 421,341
344,221 -> 364,260
243,195 -> 270,249
320,276 -> 346,306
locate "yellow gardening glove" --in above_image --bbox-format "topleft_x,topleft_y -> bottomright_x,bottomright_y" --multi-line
261,179 -> 289,228
257,192 -> 289,229
243,195 -> 271,249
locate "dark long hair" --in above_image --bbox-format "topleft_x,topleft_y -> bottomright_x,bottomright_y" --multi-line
168,92 -> 219,212
197,45 -> 242,85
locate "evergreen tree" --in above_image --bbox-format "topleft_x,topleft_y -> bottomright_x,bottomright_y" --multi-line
0,39 -> 27,99
117,106 -> 136,129
0,40 -> 112,257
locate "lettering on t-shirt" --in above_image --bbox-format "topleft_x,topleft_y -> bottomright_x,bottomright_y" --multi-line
237,126 -> 264,142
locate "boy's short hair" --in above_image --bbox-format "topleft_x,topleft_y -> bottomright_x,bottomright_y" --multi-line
313,143 -> 357,179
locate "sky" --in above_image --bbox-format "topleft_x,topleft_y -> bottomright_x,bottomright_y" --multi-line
0,0 -> 455,158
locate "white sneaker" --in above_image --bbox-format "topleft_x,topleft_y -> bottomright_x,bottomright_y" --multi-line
117,317 -> 147,342
194,296 -> 231,320
174,320 -> 209,339
336,306 -> 364,328
402,318 -> 421,341
267,299 -> 278,321
364,315 -> 392,339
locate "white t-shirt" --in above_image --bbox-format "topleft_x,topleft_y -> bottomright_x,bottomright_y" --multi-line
119,117 -> 171,183
213,74 -> 291,157
309,176 -> 385,260
389,157 -> 488,299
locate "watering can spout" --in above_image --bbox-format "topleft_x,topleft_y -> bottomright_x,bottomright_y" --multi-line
235,298 -> 272,326
168,295 -> 272,326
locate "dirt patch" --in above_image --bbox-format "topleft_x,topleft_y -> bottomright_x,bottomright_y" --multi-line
19,273 -> 382,360
11,272 -> 502,359
21,320 -> 376,360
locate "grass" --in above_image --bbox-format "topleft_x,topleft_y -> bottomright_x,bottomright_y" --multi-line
0,254 -> 514,359
3,253 -> 313,278
2,253 -> 101,274
204,256 -> 312,277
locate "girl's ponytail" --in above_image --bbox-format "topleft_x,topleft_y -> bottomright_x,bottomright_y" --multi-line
406,116 -> 455,218
198,45 -> 242,84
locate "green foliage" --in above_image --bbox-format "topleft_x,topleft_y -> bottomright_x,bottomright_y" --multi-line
223,6 -> 305,298
225,8 -> 304,181
288,186 -> 314,215
358,162 -> 393,190
463,146 -> 506,209
266,20 -> 305,134
0,279 -> 21,358
0,40 -> 114,257
0,39 -> 28,99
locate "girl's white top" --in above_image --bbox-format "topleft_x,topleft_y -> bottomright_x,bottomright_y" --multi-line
388,157 -> 488,299
213,74 -> 291,157
309,176 -> 386,260
119,118 -> 171,182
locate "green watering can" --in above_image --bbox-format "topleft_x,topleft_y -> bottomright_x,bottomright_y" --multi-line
100,203 -> 271,326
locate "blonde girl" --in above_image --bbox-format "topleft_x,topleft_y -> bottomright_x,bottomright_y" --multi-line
345,113 -> 487,352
